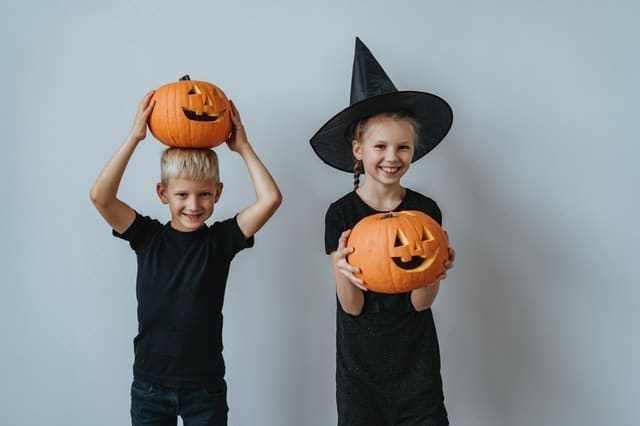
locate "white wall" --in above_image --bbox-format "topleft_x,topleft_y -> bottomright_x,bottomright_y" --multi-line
1,1 -> 638,425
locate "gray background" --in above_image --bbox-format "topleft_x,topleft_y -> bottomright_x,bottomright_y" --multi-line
1,0 -> 638,425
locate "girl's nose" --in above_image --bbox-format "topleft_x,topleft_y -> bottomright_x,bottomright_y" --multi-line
385,148 -> 399,161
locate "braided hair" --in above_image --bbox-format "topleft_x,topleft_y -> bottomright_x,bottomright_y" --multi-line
353,159 -> 362,190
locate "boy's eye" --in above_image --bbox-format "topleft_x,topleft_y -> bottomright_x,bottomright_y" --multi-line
200,192 -> 212,197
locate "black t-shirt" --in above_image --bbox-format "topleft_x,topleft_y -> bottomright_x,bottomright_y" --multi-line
114,212 -> 253,387
325,189 -> 448,425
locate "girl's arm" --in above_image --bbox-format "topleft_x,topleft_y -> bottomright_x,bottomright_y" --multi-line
228,101 -> 282,238
331,230 -> 367,316
89,91 -> 155,234
410,247 -> 455,311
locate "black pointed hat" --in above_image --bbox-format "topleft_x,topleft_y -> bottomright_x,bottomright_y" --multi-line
310,37 -> 453,172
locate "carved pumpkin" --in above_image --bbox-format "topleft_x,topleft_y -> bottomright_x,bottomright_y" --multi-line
148,75 -> 232,148
347,210 -> 449,294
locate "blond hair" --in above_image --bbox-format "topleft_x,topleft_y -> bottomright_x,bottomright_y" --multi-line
352,111 -> 420,190
160,148 -> 220,185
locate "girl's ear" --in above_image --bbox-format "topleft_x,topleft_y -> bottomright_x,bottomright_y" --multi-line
156,182 -> 169,204
352,139 -> 363,161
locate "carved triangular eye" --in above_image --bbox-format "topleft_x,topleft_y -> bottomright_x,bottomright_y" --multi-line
394,230 -> 408,247
421,226 -> 432,241
188,85 -> 202,95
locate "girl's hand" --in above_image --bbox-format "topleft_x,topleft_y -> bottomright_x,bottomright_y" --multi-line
334,230 -> 368,291
225,100 -> 249,152
435,247 -> 456,281
129,91 -> 155,142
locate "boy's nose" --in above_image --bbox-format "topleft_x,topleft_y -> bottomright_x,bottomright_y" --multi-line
186,197 -> 199,210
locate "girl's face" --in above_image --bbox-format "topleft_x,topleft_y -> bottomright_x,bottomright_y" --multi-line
156,177 -> 223,232
352,115 -> 416,187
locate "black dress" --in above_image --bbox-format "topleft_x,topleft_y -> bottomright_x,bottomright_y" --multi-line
325,189 -> 449,426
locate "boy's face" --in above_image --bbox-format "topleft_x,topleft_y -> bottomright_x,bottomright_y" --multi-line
156,177 -> 223,232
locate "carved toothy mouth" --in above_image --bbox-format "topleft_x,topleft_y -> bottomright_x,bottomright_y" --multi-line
182,108 -> 226,122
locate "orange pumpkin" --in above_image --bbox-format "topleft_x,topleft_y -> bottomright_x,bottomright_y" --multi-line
148,75 -> 232,148
347,210 -> 449,294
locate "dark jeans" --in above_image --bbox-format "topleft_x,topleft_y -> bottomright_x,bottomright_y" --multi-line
130,378 -> 228,426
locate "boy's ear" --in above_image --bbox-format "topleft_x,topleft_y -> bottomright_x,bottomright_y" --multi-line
352,139 -> 363,160
214,182 -> 224,203
156,182 -> 169,204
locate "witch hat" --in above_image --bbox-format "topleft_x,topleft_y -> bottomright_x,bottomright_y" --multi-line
310,37 -> 453,172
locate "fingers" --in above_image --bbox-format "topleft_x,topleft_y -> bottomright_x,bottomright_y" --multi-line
140,90 -> 155,108
334,229 -> 366,290
229,100 -> 242,125
338,229 -> 351,249
335,255 -> 367,291
136,91 -> 155,122
436,247 -> 455,282
445,247 -> 456,270
336,248 -> 358,272
338,268 -> 367,291
435,271 -> 448,281
142,99 -> 155,118
350,279 -> 368,291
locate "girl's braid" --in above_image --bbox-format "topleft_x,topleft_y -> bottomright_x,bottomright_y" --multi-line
353,159 -> 362,190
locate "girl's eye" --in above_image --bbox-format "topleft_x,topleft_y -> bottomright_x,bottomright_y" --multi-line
399,145 -> 411,151
374,144 -> 385,149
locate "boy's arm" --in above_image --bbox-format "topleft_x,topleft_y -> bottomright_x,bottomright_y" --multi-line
227,101 -> 282,238
89,91 -> 155,234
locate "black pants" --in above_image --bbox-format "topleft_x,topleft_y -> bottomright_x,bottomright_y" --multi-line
130,378 -> 228,426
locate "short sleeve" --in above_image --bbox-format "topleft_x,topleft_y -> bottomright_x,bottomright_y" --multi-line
324,202 -> 345,255
430,203 -> 443,226
112,212 -> 161,251
210,216 -> 254,259
404,188 -> 442,226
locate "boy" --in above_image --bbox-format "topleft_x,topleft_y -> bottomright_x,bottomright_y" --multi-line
90,91 -> 282,425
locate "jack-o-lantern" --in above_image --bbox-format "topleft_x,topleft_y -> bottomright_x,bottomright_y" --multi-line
148,75 -> 232,148
347,210 -> 449,294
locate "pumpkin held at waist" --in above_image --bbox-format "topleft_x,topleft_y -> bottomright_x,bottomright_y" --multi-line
347,210 -> 449,294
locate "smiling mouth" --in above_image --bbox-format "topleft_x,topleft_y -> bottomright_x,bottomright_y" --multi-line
183,213 -> 203,220
380,166 -> 400,174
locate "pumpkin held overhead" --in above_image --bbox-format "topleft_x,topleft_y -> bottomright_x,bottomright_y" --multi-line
347,210 -> 449,294
148,75 -> 232,148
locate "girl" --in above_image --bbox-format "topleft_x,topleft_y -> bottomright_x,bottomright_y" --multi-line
310,38 -> 455,426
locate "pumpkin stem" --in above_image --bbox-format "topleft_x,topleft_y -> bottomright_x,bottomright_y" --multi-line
381,212 -> 396,219
179,74 -> 191,81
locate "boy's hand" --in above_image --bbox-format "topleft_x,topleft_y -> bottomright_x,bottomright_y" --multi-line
225,100 -> 249,152
129,91 -> 155,142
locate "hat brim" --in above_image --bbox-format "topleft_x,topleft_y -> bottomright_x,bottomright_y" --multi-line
310,91 -> 453,172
